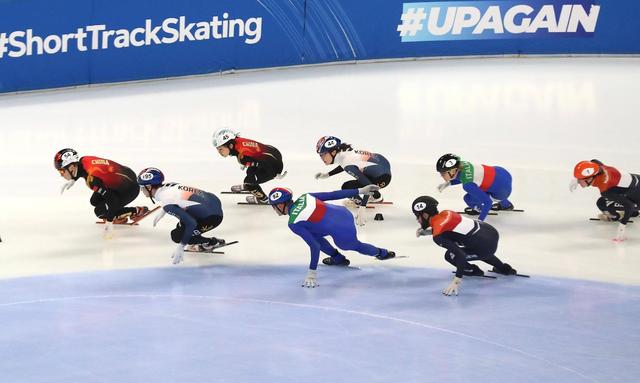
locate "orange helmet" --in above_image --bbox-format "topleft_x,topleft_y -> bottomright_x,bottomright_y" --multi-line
574,161 -> 601,180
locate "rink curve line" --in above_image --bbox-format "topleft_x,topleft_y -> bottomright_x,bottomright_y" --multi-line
0,293 -> 600,382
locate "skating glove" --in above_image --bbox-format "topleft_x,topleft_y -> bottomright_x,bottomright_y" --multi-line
358,184 -> 380,195
569,179 -> 578,192
153,209 -> 166,227
437,182 -> 449,193
60,180 -> 76,194
416,227 -> 432,237
442,277 -> 461,296
103,221 -> 114,240
172,244 -> 185,264
315,172 -> 330,180
613,223 -> 627,242
302,270 -> 318,288
356,206 -> 366,226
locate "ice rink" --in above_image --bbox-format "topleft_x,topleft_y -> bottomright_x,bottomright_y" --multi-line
1,57 -> 639,382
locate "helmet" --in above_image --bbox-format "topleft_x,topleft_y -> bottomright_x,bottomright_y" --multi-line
54,148 -> 79,170
212,128 -> 238,148
411,196 -> 439,216
316,136 -> 341,154
268,187 -> 293,205
574,161 -> 601,180
137,167 -> 165,186
436,153 -> 460,172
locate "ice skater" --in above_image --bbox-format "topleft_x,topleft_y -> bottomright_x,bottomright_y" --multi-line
137,167 -> 226,264
54,148 -> 148,239
268,185 -> 395,288
212,128 -> 285,204
412,196 -> 517,296
314,135 -> 392,225
570,159 -> 640,241
436,153 -> 514,221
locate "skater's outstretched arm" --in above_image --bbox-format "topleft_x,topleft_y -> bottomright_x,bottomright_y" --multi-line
328,166 -> 344,176
310,189 -> 359,202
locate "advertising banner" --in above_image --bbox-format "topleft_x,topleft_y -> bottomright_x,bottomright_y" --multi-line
0,0 -> 638,93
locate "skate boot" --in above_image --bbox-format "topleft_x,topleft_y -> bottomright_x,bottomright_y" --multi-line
597,212 -> 617,222
343,197 -> 362,209
201,238 -> 226,251
112,212 -> 131,224
231,184 -> 245,193
245,195 -> 269,204
491,201 -> 514,211
129,206 -> 149,221
368,193 -> 384,204
463,207 -> 481,216
322,254 -> 351,266
491,263 -> 517,275
375,249 -> 396,260
184,244 -> 205,252
462,264 -> 484,277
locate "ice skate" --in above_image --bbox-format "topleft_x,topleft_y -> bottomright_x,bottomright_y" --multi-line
376,249 -> 396,260
462,264 -> 485,277
245,195 -> 269,204
322,255 -> 351,266
368,193 -> 384,204
463,207 -> 481,216
491,201 -> 514,211
183,244 -> 204,252
230,184 -> 245,193
491,263 -> 517,275
343,197 -> 362,209
129,206 -> 149,220
201,238 -> 226,251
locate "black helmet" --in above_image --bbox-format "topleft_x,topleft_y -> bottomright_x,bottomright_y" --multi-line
411,196 -> 439,217
436,153 -> 460,172
54,148 -> 79,170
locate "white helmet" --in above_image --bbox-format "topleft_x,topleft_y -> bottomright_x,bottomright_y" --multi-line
212,128 -> 238,148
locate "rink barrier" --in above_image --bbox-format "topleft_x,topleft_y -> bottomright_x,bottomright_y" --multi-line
1,0 -> 639,93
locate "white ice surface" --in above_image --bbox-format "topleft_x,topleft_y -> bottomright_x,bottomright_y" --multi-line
0,57 -> 639,383
1,57 -> 638,283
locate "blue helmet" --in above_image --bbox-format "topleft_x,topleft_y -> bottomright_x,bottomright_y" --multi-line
137,167 -> 164,186
316,136 -> 341,154
268,187 -> 293,205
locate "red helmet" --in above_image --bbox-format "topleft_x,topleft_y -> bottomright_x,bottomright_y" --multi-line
574,161 -> 601,180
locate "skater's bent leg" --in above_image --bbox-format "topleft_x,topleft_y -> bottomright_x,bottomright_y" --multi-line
332,232 -> 381,257
315,235 -> 340,257
171,224 -> 185,244
480,254 -> 505,269
463,193 -> 479,209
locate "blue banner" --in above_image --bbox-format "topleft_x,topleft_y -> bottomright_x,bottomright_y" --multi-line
0,0 -> 638,93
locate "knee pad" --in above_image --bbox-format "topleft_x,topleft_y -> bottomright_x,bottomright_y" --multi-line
170,228 -> 183,243
341,180 -> 359,190
444,251 -> 457,266
94,206 -> 107,219
376,174 -> 392,189
463,194 -> 477,208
